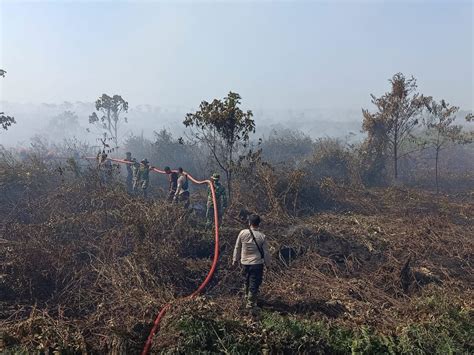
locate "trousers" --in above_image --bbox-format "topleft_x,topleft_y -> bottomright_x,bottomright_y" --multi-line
243,264 -> 264,306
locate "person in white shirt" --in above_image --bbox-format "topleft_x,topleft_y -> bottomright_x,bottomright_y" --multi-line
232,214 -> 270,309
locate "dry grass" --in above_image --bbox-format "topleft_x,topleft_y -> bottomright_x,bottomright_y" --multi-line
0,158 -> 473,353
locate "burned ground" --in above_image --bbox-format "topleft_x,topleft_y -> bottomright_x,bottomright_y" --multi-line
0,161 -> 473,354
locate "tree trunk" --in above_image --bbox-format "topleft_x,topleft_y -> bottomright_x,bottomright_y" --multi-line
107,109 -> 112,141
228,146 -> 233,202
393,143 -> 398,180
435,148 -> 439,194
114,120 -> 118,152
435,131 -> 441,194
393,125 -> 399,181
227,169 -> 232,204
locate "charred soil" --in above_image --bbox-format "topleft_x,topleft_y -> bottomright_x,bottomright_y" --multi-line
0,162 -> 473,354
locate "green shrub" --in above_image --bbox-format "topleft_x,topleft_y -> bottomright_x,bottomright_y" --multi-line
163,304 -> 473,355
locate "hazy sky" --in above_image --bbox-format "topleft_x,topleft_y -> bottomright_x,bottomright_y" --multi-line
0,0 -> 472,110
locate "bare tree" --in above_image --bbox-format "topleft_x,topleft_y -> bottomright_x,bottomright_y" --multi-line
184,92 -> 255,200
89,94 -> 128,151
362,73 -> 426,180
422,99 -> 473,193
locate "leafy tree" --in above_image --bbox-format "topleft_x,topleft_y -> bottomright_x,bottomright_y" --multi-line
362,73 -> 426,180
360,110 -> 389,186
152,129 -> 204,172
422,99 -> 473,193
0,113 -> 15,131
48,110 -> 81,136
89,94 -> 128,150
0,69 -> 16,131
184,92 -> 255,200
261,129 -> 313,166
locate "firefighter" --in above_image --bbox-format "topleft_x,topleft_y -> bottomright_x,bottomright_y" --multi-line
139,159 -> 151,198
164,166 -> 178,202
206,173 -> 227,228
173,167 -> 190,208
97,150 -> 111,184
131,158 -> 141,194
124,152 -> 134,193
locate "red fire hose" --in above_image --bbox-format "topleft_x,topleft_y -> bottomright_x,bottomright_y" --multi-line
88,157 -> 220,354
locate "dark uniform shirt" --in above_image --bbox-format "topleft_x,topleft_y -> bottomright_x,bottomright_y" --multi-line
168,172 -> 178,192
